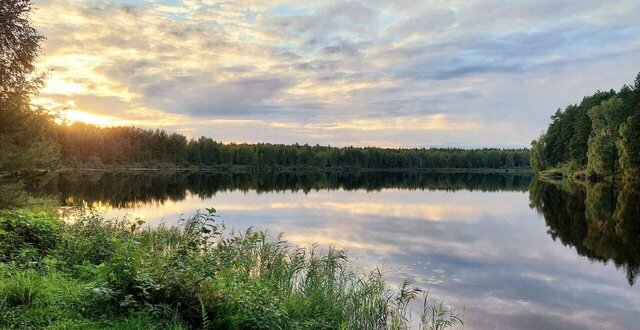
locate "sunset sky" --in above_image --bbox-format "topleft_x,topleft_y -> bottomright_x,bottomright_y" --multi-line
32,0 -> 640,147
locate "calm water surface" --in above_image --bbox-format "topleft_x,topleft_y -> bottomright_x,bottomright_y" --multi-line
41,172 -> 640,329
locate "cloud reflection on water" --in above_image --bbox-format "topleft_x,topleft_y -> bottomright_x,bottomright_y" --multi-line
92,187 -> 640,329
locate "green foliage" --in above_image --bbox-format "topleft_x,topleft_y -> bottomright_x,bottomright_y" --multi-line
618,109 -> 640,178
587,97 -> 627,177
569,103 -> 593,166
0,266 -> 91,329
532,72 -> 640,180
0,210 -> 61,264
0,0 -> 43,94
0,0 -> 60,208
0,208 -> 462,329
529,138 -> 545,172
57,212 -> 132,267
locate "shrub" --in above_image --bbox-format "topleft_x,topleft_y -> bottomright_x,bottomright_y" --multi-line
0,210 -> 61,263
57,211 -> 133,267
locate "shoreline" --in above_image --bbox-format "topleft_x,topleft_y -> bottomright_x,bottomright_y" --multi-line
56,166 -> 535,174
537,168 -> 638,184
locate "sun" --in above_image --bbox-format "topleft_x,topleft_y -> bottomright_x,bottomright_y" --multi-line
32,97 -> 127,127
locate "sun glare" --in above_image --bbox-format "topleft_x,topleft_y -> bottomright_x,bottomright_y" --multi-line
41,75 -> 86,95
61,110 -> 127,127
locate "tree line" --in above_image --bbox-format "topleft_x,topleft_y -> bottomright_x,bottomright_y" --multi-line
530,73 -> 640,179
55,123 -> 530,170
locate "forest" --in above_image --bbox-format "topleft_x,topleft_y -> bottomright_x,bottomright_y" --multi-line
55,123 -> 530,170
530,73 -> 640,179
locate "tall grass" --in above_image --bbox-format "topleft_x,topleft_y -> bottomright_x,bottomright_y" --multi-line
0,208 -> 462,329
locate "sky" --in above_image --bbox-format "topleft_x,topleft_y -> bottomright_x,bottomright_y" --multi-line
32,0 -> 640,148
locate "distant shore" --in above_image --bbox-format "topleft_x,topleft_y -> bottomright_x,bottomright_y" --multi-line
58,165 -> 534,174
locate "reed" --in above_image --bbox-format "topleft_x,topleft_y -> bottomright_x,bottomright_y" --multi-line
0,208 -> 462,329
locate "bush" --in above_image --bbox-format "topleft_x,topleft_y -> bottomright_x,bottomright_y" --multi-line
57,212 -> 134,267
0,210 -> 61,264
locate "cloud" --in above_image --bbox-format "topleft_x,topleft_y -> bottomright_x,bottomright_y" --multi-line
142,75 -> 293,117
32,0 -> 640,147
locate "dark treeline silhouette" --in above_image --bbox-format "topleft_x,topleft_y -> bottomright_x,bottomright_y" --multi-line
529,179 -> 640,285
530,73 -> 640,178
55,123 -> 531,170
37,172 -> 532,208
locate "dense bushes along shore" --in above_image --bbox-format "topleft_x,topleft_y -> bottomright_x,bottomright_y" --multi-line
0,205 -> 462,329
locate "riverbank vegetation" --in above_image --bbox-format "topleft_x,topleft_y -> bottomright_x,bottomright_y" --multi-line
530,73 -> 640,181
0,207 -> 462,329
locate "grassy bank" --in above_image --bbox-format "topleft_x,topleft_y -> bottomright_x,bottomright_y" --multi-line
0,206 -> 462,329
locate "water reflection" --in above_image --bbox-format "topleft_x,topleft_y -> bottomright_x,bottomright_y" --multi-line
35,171 -> 640,329
529,179 -> 640,286
40,171 -> 531,208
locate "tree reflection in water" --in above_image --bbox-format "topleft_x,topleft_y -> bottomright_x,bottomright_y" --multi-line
529,179 -> 640,285
38,171 -> 532,208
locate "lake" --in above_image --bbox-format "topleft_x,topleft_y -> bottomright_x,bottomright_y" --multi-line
39,171 -> 640,329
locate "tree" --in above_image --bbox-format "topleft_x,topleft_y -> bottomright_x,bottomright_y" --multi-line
1,0 -> 42,95
587,97 -> 626,177
0,0 -> 59,207
618,115 -> 640,176
530,136 -> 546,173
